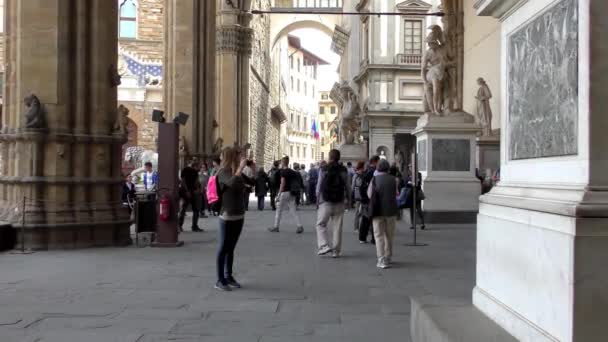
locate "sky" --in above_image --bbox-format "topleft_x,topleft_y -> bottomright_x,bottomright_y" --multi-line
290,28 -> 341,92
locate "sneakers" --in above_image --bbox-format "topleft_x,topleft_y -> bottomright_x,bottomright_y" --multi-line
331,251 -> 341,258
317,246 -> 332,256
296,226 -> 304,234
268,227 -> 280,233
359,240 -> 367,244
214,281 -> 232,292
192,227 -> 204,232
377,257 -> 390,269
226,276 -> 242,289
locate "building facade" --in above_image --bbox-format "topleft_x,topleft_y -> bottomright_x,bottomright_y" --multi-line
283,35 -> 327,167
318,90 -> 338,161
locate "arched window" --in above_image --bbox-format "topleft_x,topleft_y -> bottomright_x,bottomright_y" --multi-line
119,0 -> 137,39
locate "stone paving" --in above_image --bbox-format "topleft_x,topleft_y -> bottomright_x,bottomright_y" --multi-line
0,203 -> 476,342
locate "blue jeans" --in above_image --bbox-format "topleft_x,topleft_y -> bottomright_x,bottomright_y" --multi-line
216,219 -> 244,284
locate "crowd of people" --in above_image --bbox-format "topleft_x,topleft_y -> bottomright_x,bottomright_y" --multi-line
122,148 -> 427,291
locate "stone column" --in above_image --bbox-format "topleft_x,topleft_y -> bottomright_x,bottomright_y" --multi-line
163,0 -> 216,157
474,0 -> 608,341
0,0 -> 130,249
216,1 -> 253,147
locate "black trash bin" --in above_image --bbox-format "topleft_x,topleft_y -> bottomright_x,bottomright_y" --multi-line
135,192 -> 157,234
0,224 -> 16,252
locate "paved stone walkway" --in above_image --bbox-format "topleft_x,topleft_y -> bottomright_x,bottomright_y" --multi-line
0,203 -> 475,342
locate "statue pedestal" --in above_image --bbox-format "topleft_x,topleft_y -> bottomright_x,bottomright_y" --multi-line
338,143 -> 367,164
413,113 -> 481,223
476,135 -> 500,179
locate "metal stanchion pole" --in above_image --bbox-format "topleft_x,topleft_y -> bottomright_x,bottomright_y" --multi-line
405,152 -> 428,247
10,196 -> 34,254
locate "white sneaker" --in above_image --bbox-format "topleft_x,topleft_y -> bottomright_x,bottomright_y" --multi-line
331,251 -> 341,258
376,258 -> 383,268
318,246 -> 332,256
377,257 -> 390,269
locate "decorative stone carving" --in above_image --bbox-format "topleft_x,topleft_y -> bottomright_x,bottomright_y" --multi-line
212,137 -> 224,154
337,82 -> 361,145
113,105 -> 130,135
23,94 -> 46,129
508,0 -> 578,160
421,28 -> 451,116
217,26 -> 254,56
395,149 -> 405,173
109,64 -> 122,87
475,78 -> 493,136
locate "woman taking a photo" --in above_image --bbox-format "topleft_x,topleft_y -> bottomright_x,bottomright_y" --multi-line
215,146 -> 255,291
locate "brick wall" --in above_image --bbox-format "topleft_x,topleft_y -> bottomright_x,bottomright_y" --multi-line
118,0 -> 163,62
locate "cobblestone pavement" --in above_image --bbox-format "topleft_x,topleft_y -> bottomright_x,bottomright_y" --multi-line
0,202 -> 475,342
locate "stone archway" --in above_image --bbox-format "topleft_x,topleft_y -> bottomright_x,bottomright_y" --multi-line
271,18 -> 336,49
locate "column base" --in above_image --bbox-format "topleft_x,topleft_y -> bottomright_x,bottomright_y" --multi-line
16,222 -> 131,250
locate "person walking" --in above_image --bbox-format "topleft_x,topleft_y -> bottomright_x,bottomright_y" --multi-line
268,156 -> 304,234
307,163 -> 318,204
122,174 -> 137,216
242,160 -> 255,211
142,162 -> 158,191
359,155 -> 380,244
178,161 -> 202,232
255,167 -> 270,211
352,161 -> 366,233
199,163 -> 210,218
214,146 -> 256,291
368,159 -> 399,269
346,162 -> 355,209
316,149 -> 351,258
268,161 -> 280,211
299,164 -> 309,205
292,163 -> 303,208
407,171 -> 426,230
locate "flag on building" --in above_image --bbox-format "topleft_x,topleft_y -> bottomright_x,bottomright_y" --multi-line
311,120 -> 320,140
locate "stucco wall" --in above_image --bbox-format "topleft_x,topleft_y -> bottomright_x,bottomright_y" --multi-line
463,0 -> 502,131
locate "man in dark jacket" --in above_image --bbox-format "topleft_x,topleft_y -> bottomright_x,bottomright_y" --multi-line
268,161 -> 280,210
178,161 -> 202,232
359,155 -> 380,244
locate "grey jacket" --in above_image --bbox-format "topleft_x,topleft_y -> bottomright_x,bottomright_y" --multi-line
217,168 -> 254,220
367,173 -> 399,217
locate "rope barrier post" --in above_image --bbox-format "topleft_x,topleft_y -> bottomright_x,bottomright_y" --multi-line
21,196 -> 25,253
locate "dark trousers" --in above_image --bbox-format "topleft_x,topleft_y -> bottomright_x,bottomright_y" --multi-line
270,190 -> 278,210
216,219 -> 244,283
358,215 -> 375,243
307,182 -> 317,204
257,196 -> 265,211
294,191 -> 301,206
410,201 -> 425,226
243,190 -> 251,211
178,192 -> 199,229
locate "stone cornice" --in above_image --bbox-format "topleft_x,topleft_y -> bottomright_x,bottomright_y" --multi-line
475,0 -> 529,20
0,131 -> 127,145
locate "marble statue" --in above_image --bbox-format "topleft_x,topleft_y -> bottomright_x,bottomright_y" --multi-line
395,149 -> 405,173
178,136 -> 188,157
212,137 -> 224,154
422,34 -> 450,115
24,94 -> 45,129
338,82 -> 361,145
113,105 -> 130,135
379,150 -> 387,160
475,77 -> 493,136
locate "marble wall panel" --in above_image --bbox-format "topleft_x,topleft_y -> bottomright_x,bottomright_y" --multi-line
418,140 -> 427,171
432,139 -> 470,172
508,0 -> 578,160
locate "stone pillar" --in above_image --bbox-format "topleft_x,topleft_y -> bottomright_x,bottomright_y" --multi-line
474,0 -> 608,341
413,114 -> 481,223
216,1 -> 253,147
164,0 -> 216,157
0,0 -> 130,249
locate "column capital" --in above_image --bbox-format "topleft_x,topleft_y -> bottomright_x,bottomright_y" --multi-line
216,25 -> 254,56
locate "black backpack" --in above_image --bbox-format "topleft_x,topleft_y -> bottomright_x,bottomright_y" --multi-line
322,164 -> 347,203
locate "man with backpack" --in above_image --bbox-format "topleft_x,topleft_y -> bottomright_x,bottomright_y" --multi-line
315,149 -> 351,257
268,156 -> 304,234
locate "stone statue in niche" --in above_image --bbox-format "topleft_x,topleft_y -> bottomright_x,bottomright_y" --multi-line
475,77 -> 493,136
113,105 -> 130,135
23,94 -> 46,129
379,150 -> 387,160
109,64 -> 122,87
422,30 -> 451,115
338,82 -> 361,145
